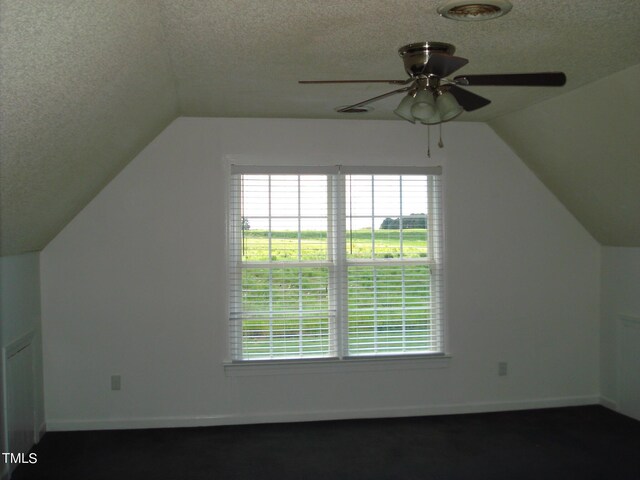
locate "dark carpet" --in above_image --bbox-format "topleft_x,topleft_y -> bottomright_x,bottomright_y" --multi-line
12,406 -> 640,480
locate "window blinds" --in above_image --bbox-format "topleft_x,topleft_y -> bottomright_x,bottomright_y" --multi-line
229,166 -> 443,361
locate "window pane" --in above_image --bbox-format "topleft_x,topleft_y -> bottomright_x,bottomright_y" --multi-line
399,226 -> 428,259
346,175 -> 429,260
346,175 -> 373,218
400,176 -> 429,259
373,219 -> 401,259
345,228 -> 373,259
300,218 -> 328,261
270,218 -> 300,262
270,175 -> 299,218
242,175 -> 269,218
241,267 -> 331,359
300,175 -> 328,217
236,174 -> 333,360
369,175 -> 400,217
241,175 -> 329,263
348,265 -> 438,355
241,226 -> 269,261
242,312 -> 332,359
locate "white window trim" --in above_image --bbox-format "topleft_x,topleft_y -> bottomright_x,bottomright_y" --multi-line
226,163 -> 447,366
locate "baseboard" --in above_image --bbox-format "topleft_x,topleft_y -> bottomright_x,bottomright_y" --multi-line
600,396 -> 618,411
46,394 -> 600,431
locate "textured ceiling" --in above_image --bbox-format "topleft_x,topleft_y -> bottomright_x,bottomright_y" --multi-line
160,0 -> 640,120
0,0 -> 178,255
1,0 -> 640,255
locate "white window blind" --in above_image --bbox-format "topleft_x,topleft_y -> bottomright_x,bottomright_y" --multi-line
229,166 -> 443,361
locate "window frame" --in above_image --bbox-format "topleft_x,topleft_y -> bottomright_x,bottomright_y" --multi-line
227,164 -> 446,366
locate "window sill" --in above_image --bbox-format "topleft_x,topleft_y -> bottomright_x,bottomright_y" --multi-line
223,354 -> 451,377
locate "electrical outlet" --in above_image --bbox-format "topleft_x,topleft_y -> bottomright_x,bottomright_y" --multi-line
498,362 -> 508,376
111,375 -> 121,391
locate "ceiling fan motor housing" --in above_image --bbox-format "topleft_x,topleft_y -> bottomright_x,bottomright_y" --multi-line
398,42 -> 456,77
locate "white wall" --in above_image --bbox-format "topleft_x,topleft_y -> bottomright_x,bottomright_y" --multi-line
600,247 -> 640,414
40,118 -> 601,430
0,253 -> 45,475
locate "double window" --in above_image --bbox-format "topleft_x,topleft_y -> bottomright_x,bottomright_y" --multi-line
229,165 -> 443,361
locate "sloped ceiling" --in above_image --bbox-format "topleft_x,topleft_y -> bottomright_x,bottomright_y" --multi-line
0,1 -> 179,255
1,0 -> 639,255
490,64 -> 640,246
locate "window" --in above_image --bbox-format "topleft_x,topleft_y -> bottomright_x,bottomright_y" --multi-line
229,165 -> 443,361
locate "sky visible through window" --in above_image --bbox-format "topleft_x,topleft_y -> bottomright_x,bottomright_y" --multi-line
242,174 -> 428,232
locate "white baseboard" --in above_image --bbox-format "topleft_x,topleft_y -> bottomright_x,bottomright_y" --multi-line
46,394 -> 600,432
600,396 -> 618,411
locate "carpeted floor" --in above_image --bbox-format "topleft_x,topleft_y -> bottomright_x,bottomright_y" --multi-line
11,406 -> 640,480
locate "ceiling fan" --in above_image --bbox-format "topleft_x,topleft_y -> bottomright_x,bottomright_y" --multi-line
299,42 -> 566,125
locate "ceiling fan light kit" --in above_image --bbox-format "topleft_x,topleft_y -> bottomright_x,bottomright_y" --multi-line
399,88 -> 462,126
393,94 -> 417,123
436,91 -> 464,122
410,89 -> 438,122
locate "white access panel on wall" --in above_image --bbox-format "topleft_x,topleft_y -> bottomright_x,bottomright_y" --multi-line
618,315 -> 640,421
3,331 -> 36,475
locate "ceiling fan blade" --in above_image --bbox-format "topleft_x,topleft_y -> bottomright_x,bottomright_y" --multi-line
299,79 -> 410,85
454,72 -> 566,87
336,86 -> 413,112
448,85 -> 491,112
425,53 -> 469,77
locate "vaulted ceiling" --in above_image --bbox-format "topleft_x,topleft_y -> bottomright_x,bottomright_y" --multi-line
1,0 -> 639,255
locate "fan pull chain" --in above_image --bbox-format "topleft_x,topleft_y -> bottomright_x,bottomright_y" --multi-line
427,125 -> 431,158
438,123 -> 444,148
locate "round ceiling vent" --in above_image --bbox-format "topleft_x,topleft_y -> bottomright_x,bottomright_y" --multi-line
437,1 -> 512,21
